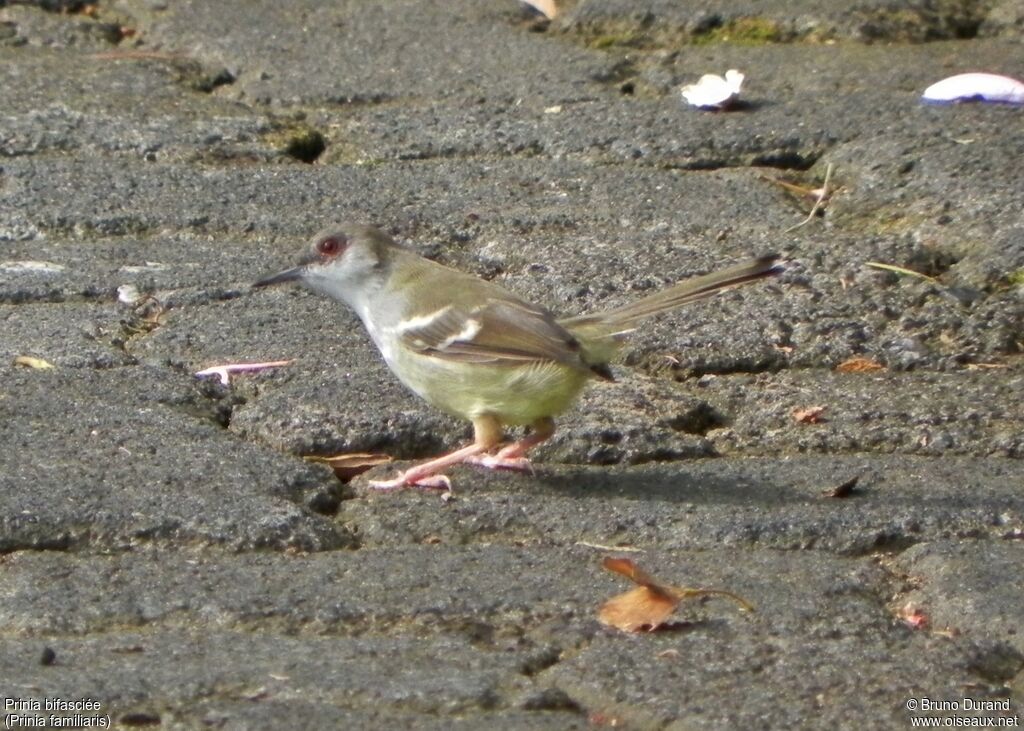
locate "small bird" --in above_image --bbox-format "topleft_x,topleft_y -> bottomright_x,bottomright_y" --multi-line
254,224 -> 782,490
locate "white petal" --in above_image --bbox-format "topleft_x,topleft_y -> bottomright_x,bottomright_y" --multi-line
724,69 -> 745,94
117,284 -> 142,304
922,73 -> 1024,104
681,69 -> 744,109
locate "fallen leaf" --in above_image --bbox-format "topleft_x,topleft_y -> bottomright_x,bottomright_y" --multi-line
792,406 -> 826,424
898,602 -> 929,630
306,452 -> 393,480
519,0 -> 557,20
597,557 -> 753,633
835,356 -> 885,373
601,556 -> 661,586
13,356 -> 55,370
823,475 -> 860,498
599,585 -> 679,633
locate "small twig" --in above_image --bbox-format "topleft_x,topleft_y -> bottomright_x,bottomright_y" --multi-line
90,50 -> 186,62
195,360 -> 294,386
863,262 -> 938,283
785,163 -> 834,232
764,177 -> 813,197
576,541 -> 645,553
673,586 -> 756,613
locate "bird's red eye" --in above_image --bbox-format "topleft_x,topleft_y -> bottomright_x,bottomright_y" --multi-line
317,235 -> 346,257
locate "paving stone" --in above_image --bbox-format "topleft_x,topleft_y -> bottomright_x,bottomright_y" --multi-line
1,0 -> 1022,727
0,366 -> 347,552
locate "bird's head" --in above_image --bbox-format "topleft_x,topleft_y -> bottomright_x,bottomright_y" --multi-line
253,224 -> 394,307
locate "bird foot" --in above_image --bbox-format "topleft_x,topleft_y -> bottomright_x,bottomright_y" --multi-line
369,472 -> 452,491
465,454 -> 535,473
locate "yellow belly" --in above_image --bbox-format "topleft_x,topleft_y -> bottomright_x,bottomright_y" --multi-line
387,350 -> 590,425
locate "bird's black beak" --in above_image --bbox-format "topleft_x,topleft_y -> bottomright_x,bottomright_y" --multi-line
253,266 -> 304,288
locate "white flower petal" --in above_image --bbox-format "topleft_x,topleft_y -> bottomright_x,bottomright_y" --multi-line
922,73 -> 1024,105
681,69 -> 744,109
724,69 -> 745,94
117,284 -> 142,304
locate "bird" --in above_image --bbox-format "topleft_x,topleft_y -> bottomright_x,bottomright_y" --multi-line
254,224 -> 782,490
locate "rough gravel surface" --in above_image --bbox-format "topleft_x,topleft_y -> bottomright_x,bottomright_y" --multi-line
1,0 -> 1022,728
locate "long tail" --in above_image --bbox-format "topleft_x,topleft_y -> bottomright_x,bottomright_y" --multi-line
561,254 -> 782,359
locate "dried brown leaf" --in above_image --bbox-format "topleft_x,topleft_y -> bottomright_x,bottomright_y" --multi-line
823,475 -> 860,498
601,556 -> 661,587
598,557 -> 753,633
792,405 -> 826,424
306,452 -> 392,480
835,356 -> 885,373
598,585 -> 679,633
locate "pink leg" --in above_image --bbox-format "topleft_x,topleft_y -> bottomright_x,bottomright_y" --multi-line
465,417 -> 555,473
370,415 -> 503,490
